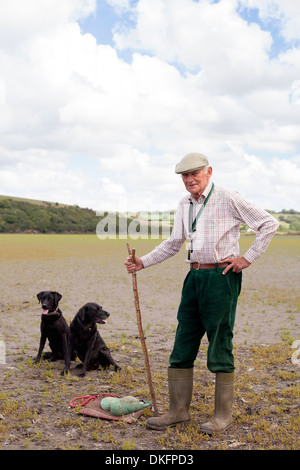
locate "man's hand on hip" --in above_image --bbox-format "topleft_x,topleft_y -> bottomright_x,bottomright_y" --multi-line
221,256 -> 251,275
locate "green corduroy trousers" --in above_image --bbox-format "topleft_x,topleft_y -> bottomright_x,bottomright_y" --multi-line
169,266 -> 242,373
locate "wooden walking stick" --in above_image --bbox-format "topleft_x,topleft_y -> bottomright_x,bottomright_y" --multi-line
127,243 -> 159,417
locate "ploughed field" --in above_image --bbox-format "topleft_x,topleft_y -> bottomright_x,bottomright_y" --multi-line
0,234 -> 299,450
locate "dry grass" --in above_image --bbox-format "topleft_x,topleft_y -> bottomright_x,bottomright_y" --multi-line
0,234 -> 299,450
0,341 -> 299,450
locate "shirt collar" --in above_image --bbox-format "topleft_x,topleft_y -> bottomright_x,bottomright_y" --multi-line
188,180 -> 213,204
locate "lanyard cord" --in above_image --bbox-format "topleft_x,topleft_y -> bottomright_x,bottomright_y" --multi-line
188,182 -> 214,260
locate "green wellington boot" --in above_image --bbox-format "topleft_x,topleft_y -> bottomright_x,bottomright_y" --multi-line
147,367 -> 193,431
200,372 -> 234,435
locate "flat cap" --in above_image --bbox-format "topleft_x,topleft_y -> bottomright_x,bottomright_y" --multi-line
175,152 -> 209,174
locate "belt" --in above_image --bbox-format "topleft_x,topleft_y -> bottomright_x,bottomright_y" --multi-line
190,262 -> 229,270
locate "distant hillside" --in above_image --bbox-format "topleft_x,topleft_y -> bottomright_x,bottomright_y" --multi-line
0,195 -> 149,234
0,195 -> 100,233
271,209 -> 300,233
0,195 -> 299,234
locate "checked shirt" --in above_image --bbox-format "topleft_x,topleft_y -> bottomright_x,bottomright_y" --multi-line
141,181 -> 279,268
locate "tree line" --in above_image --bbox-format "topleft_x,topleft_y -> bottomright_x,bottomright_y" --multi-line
0,197 -> 299,234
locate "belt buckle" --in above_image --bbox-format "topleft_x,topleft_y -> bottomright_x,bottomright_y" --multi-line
194,262 -> 201,270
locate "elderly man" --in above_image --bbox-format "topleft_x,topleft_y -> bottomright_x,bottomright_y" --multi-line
125,153 -> 279,434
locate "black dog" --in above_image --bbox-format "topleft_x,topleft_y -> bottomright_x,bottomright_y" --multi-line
62,302 -> 120,377
35,291 -> 70,363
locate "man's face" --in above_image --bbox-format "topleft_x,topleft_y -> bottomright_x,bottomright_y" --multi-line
182,166 -> 212,198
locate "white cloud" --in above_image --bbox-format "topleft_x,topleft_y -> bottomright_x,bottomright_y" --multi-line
114,0 -> 273,86
241,0 -> 300,42
0,148 -> 85,205
105,0 -> 131,12
290,80 -> 300,105
0,0 -> 299,212
0,0 -> 96,53
113,0 -> 300,98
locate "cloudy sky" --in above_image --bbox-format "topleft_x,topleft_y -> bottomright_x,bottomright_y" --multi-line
0,0 -> 299,212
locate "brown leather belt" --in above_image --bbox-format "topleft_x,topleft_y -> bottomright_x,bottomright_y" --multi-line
190,262 -> 229,270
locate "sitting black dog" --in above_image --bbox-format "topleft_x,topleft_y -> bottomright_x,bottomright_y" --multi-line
35,291 -> 70,363
62,302 -> 121,377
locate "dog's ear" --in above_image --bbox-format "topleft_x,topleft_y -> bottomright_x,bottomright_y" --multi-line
77,306 -> 85,322
53,292 -> 62,304
73,306 -> 86,329
37,292 -> 45,303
